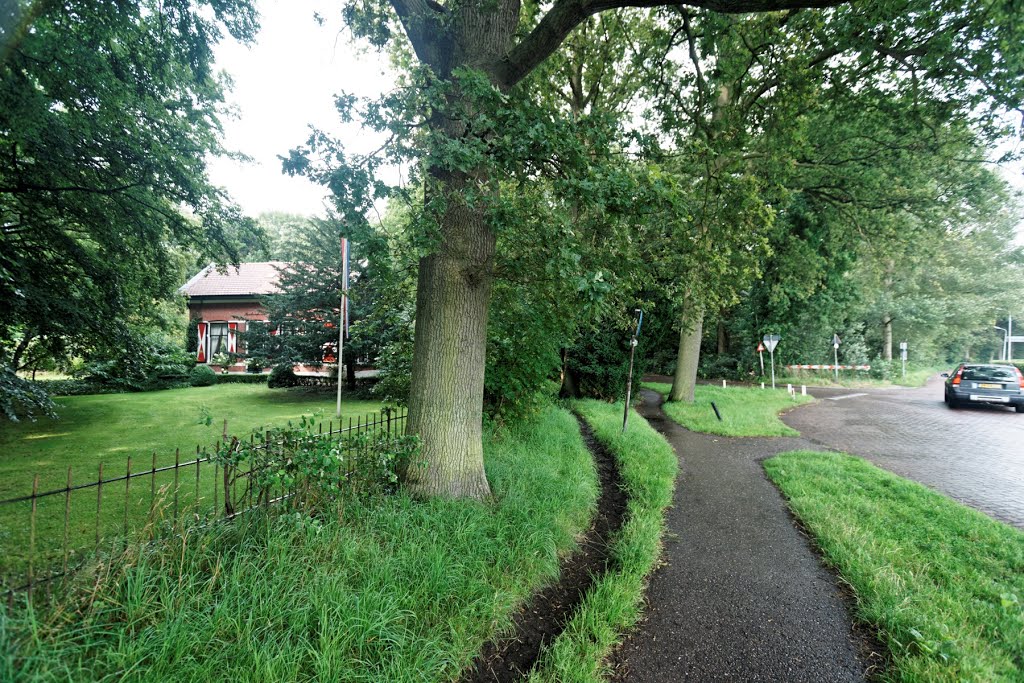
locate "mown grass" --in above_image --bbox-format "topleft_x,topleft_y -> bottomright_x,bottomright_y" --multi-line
528,400 -> 677,683
765,451 -> 1024,682
1,405 -> 598,683
0,385 -> 381,580
642,382 -> 811,437
774,364 -> 942,389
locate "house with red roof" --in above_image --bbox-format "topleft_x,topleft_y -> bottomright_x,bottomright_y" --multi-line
178,262 -> 285,373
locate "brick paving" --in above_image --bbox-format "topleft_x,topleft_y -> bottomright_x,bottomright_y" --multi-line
783,376 -> 1024,529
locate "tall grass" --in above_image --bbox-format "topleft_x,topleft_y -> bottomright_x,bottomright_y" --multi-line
2,406 -> 597,683
529,400 -> 677,683
766,451 -> 1024,682
643,382 -> 811,437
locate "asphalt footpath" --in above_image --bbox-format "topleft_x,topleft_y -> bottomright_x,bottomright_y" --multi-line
610,389 -> 874,682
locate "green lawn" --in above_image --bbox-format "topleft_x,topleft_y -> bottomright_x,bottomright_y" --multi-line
2,405 -> 599,683
643,381 -> 812,437
0,385 -> 381,581
765,451 -> 1024,682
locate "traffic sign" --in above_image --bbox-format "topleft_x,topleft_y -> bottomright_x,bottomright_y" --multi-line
899,341 -> 908,350
756,342 -> 765,352
763,334 -> 780,353
832,333 -> 841,347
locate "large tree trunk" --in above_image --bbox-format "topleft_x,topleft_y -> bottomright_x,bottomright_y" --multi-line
404,168 -> 497,499
394,0 -> 519,499
670,305 -> 704,403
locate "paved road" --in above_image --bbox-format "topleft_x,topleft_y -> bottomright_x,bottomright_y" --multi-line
783,375 -> 1024,529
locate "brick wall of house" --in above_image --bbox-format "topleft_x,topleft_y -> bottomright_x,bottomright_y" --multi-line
187,300 -> 268,323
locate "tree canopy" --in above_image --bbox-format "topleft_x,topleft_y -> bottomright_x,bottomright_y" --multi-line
0,0 -> 261,418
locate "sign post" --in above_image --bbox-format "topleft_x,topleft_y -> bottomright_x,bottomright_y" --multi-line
900,341 -> 908,380
763,334 -> 780,389
623,309 -> 644,432
756,342 -> 765,375
832,334 -> 841,380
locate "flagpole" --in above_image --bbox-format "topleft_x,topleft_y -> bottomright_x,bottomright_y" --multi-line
336,237 -> 348,418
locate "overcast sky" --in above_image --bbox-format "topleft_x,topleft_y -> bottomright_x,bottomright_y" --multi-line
208,1 -> 394,219
210,2 -> 1023,234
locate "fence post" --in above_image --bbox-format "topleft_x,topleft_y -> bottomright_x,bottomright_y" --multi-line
95,462 -> 104,548
63,467 -> 72,575
29,474 -> 38,599
123,456 -> 132,541
149,452 -> 157,528
173,449 -> 180,524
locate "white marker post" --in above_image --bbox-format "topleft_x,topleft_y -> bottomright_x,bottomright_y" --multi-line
900,341 -> 908,380
763,334 -> 780,389
832,334 -> 841,381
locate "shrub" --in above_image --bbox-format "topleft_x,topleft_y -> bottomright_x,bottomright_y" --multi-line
268,365 -> 298,389
33,378 -> 111,396
216,373 -> 268,385
76,333 -> 193,392
213,414 -> 420,513
564,325 -> 648,401
189,365 -> 218,387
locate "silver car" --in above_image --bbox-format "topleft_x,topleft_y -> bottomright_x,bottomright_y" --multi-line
943,364 -> 1024,412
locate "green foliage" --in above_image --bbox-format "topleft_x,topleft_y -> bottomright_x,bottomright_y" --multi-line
766,450 -> 1024,682
564,326 -> 647,402
2,406 -> 596,681
75,332 -> 193,392
213,414 -> 420,512
216,373 -> 268,385
530,399 -> 677,683
189,365 -> 218,387
0,365 -> 56,421
0,0 -> 264,402
268,365 -> 299,389
30,378 -> 110,397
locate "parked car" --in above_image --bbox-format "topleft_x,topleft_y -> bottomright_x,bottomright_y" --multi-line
942,364 -> 1024,412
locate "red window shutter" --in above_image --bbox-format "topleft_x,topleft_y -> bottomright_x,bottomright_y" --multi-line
196,322 -> 208,363
228,322 -> 238,354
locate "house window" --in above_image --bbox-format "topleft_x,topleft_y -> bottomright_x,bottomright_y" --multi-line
209,322 -> 230,358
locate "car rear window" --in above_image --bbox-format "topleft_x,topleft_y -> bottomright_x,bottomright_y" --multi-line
962,367 -> 1017,382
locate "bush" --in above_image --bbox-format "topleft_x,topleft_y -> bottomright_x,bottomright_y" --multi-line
268,365 -> 298,389
33,378 -> 111,396
563,325 -> 648,401
216,373 -> 268,385
77,332 -> 194,392
189,365 -> 218,387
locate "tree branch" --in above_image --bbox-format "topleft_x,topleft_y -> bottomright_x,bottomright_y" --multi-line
388,0 -> 452,72
491,0 -> 849,88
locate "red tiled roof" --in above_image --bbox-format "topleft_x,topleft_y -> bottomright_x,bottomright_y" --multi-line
178,262 -> 289,297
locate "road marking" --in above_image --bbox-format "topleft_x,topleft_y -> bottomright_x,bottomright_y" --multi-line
827,393 -> 868,401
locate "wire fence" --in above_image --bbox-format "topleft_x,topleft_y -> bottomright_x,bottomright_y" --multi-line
0,406 -> 407,606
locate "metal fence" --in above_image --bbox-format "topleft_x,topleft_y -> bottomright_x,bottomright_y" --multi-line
0,406 -> 407,605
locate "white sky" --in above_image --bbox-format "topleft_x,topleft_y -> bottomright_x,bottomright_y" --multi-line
208,0 -> 395,218
209,1 -> 1024,240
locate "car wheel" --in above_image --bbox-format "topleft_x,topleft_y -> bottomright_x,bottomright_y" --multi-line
948,396 -> 959,409
1016,405 -> 1024,414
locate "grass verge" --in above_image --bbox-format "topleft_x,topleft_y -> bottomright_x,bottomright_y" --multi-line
0,385 -> 380,579
1,405 -> 597,683
765,450 -> 1024,682
643,382 -> 811,437
527,399 -> 677,683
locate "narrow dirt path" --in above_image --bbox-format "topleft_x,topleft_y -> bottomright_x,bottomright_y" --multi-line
461,415 -> 628,682
610,390 -> 878,682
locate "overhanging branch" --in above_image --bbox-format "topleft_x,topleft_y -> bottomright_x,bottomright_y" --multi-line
491,0 -> 850,88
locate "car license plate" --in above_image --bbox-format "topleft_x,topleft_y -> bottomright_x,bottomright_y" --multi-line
978,383 -> 1002,389
970,394 -> 1009,402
